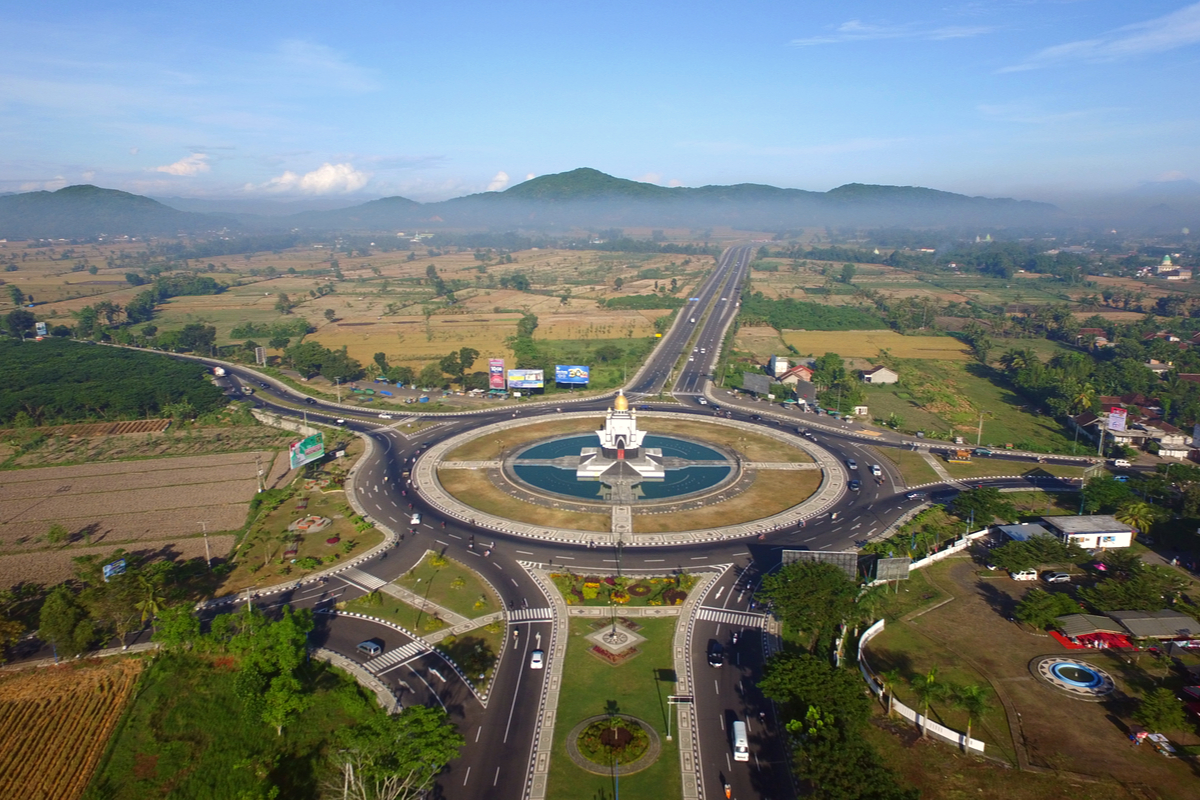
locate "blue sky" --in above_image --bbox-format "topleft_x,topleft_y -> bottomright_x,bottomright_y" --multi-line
2,0 -> 1198,203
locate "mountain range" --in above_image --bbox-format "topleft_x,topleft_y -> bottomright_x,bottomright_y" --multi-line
0,168 -> 1088,239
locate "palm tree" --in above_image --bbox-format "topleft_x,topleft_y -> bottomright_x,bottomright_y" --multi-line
911,666 -> 942,738
878,669 -> 903,717
1070,382 -> 1097,414
952,684 -> 989,751
135,575 -> 166,627
1115,500 -> 1163,539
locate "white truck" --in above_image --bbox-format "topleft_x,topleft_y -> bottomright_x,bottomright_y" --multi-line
212,367 -> 227,377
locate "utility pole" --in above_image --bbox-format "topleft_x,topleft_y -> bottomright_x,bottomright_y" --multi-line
336,377 -> 342,403
255,454 -> 265,493
198,521 -> 211,568
976,413 -> 984,447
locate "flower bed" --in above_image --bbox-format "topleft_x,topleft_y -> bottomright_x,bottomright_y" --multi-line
550,572 -> 698,606
576,718 -> 651,766
589,646 -> 640,665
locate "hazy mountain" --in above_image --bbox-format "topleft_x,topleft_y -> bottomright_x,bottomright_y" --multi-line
0,185 -> 236,239
153,195 -> 368,217
0,170 -> 1066,238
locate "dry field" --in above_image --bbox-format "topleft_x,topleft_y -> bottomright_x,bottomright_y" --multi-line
780,330 -> 970,360
0,424 -> 294,469
0,419 -> 171,438
0,451 -> 290,585
0,535 -> 235,589
0,658 -> 144,800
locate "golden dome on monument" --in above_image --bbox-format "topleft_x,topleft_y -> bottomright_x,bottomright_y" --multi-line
613,391 -> 628,411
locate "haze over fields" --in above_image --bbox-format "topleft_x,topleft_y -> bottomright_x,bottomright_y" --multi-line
2,1 -> 1199,221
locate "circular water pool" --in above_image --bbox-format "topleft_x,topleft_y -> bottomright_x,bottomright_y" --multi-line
512,434 -> 733,502
1034,656 -> 1114,699
1050,662 -> 1103,688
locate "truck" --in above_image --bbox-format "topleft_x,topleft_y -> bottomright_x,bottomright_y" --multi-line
690,317 -> 696,323
212,367 -> 227,377
947,449 -> 972,463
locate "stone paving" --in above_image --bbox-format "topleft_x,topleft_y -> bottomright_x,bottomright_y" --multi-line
414,411 -> 846,546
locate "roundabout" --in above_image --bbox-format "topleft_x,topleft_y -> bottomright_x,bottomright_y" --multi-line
413,392 -> 846,545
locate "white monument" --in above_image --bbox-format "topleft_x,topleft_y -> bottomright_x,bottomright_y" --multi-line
576,391 -> 664,480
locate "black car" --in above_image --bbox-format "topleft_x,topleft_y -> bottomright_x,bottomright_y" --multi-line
849,479 -> 861,492
750,414 -> 762,421
304,397 -> 317,405
707,641 -> 725,668
259,382 -> 269,389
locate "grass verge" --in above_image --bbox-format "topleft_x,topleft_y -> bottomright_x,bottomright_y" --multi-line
633,470 -> 820,533
437,470 -> 612,532
395,551 -> 500,620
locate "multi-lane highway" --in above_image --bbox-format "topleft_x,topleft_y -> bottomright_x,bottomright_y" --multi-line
68,246 -> 1094,799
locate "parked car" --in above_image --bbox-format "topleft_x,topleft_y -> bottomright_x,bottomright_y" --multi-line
1043,572 -> 1071,584
1010,569 -> 1038,581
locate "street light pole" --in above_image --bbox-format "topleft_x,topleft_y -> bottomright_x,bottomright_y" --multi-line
199,521 -> 211,568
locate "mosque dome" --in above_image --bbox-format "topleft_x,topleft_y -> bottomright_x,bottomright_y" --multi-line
613,391 -> 628,412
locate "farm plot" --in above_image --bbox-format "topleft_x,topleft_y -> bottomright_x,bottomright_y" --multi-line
781,330 -> 970,361
0,451 -> 286,571
0,658 -> 144,800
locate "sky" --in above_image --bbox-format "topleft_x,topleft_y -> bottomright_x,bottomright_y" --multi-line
1,0 -> 1198,205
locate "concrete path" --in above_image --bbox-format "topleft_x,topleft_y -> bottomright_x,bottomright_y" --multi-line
920,451 -> 962,485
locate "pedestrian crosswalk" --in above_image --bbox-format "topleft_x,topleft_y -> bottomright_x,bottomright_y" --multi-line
696,607 -> 769,629
509,607 -> 553,623
365,641 -> 428,673
340,567 -> 386,591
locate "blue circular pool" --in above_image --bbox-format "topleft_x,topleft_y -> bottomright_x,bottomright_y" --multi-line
1050,662 -> 1103,688
512,434 -> 733,501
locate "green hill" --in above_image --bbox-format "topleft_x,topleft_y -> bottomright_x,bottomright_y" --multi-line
0,185 -> 234,239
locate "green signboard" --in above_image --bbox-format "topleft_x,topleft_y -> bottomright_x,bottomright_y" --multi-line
289,432 -> 325,469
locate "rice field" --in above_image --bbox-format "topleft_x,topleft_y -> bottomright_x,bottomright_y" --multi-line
781,330 -> 970,360
0,658 -> 144,800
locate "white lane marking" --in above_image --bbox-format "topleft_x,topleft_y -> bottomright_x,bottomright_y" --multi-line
463,767 -> 471,786
690,556 -> 707,560
714,679 -> 720,695
493,562 -> 503,569
493,767 -> 501,787
720,715 -> 725,730
436,540 -> 450,546
475,727 -> 483,742
516,550 -> 534,555
557,555 -> 575,560
511,578 -> 519,586
713,586 -> 725,601
644,558 -> 665,563
449,533 -> 462,539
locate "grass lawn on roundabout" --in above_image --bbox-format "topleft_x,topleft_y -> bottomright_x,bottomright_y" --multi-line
546,617 -> 682,800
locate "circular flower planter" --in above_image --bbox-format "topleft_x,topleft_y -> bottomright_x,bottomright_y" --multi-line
565,715 -> 661,775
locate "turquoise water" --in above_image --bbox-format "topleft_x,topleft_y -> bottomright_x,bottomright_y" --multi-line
513,434 -> 731,501
516,434 -> 724,461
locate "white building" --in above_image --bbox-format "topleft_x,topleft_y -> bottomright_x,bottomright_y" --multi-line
1041,515 -> 1133,549
576,391 -> 664,480
861,366 -> 899,384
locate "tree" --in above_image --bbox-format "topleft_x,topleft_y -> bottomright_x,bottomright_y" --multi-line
8,284 -> 24,306
274,293 -> 292,314
373,352 -> 390,373
788,707 -> 917,800
324,308 -> 336,322
758,561 -> 858,654
952,684 -> 990,749
950,486 -> 1014,526
1082,477 -> 1134,513
840,263 -> 856,284
1115,500 -> 1163,538
613,277 -> 624,290
46,523 -> 69,545
329,705 -> 465,800
1013,588 -> 1079,629
38,585 -> 97,658
911,666 -> 944,738
418,361 -> 444,388
151,603 -> 201,651
758,653 -> 870,731
1134,687 -> 1187,733
5,309 -> 36,338
268,335 -> 290,351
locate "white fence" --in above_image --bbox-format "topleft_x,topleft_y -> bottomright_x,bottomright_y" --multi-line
858,619 -> 986,753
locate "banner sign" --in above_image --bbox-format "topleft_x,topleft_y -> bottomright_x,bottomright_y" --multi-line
289,432 -> 325,469
1194,423 -> 1200,447
102,559 -> 126,582
1106,407 -> 1128,432
35,322 -> 48,336
506,369 -> 544,389
555,365 -> 590,385
489,358 -> 506,389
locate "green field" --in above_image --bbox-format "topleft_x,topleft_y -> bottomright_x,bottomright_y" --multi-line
395,550 -> 500,620
546,617 -> 682,800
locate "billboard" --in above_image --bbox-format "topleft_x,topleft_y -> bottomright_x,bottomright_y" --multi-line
289,432 -> 325,469
507,369 -> 544,389
555,365 -> 590,385
489,358 -> 506,389
782,549 -> 860,580
35,321 -> 48,337
1107,407 -> 1128,432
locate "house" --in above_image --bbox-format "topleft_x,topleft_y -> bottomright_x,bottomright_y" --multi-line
997,523 -> 1055,542
1040,515 -> 1134,549
1105,610 -> 1200,640
767,355 -> 789,377
861,366 -> 899,384
1144,359 -> 1174,377
777,364 -> 814,386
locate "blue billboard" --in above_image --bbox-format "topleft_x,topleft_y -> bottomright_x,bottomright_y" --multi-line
555,365 -> 590,385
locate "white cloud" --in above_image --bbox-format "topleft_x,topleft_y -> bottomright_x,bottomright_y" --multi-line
668,179 -> 684,188
250,162 -> 370,194
81,170 -> 95,181
525,173 -> 536,181
1001,3 -> 1200,72
487,171 -> 510,191
791,19 -> 993,46
274,40 -> 379,92
155,153 -> 210,176
19,176 -> 67,191
636,172 -> 663,184
129,147 -> 139,156
1158,170 -> 1188,181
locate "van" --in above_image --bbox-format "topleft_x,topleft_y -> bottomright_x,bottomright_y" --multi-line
870,464 -> 882,477
410,513 -> 421,526
1112,459 -> 1132,468
1010,569 -> 1038,581
731,720 -> 749,762
357,639 -> 383,657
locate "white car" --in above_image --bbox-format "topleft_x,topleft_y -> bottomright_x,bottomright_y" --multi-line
689,356 -> 694,361
379,413 -> 393,420
697,397 -> 708,405
410,513 -> 421,525
530,649 -> 545,669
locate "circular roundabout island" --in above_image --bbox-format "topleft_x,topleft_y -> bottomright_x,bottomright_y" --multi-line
566,714 -> 662,775
414,393 -> 845,545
